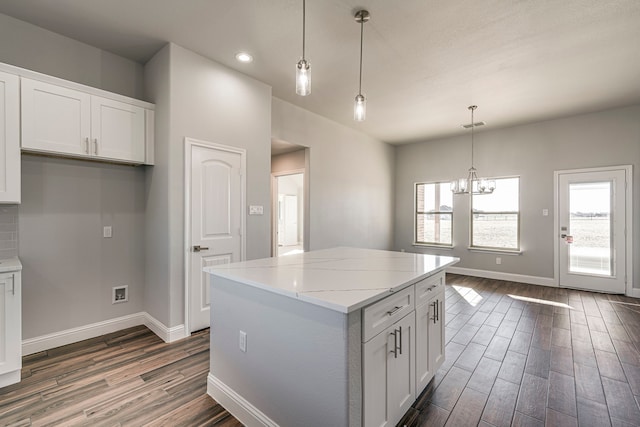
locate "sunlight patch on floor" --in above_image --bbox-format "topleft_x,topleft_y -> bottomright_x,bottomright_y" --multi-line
453,285 -> 483,307
508,294 -> 574,309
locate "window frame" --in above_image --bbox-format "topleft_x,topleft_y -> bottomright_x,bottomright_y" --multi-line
470,176 -> 521,252
414,181 -> 454,248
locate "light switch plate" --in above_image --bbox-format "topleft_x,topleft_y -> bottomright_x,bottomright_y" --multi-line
249,205 -> 264,215
103,226 -> 112,238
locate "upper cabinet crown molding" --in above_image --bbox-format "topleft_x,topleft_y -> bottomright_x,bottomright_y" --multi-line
0,61 -> 154,166
0,70 -> 20,204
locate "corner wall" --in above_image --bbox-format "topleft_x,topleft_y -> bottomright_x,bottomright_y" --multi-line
272,98 -> 395,251
394,104 -> 640,289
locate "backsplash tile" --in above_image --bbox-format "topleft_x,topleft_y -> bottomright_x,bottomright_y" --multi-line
0,205 -> 18,258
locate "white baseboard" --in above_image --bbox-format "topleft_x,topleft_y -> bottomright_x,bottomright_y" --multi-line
143,313 -> 187,343
447,267 -> 557,288
22,312 -> 187,355
630,288 -> 640,298
207,373 -> 279,427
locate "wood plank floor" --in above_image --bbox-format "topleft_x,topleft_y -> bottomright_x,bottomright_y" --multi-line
0,327 -> 241,426
1,274 -> 639,426
402,274 -> 640,427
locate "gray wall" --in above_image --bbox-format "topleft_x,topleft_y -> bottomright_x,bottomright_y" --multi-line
20,156 -> 146,338
0,205 -> 18,259
0,13 -> 148,339
272,98 -> 395,251
144,43 -> 272,329
0,13 -> 144,100
394,104 -> 640,288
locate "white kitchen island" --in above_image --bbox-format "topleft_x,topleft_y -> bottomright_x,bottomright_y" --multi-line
204,247 -> 458,427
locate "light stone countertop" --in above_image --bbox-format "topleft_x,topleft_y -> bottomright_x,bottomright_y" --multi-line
204,247 -> 459,313
0,257 -> 22,273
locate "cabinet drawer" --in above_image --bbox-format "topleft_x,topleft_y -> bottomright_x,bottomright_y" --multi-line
415,272 -> 444,307
363,286 -> 414,342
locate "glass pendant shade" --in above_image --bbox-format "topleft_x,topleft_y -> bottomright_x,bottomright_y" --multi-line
354,94 -> 366,121
296,59 -> 311,96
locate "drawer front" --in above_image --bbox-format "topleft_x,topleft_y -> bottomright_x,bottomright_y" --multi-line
415,272 -> 444,307
363,286 -> 414,342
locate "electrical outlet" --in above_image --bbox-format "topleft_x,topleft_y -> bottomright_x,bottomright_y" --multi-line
248,205 -> 264,215
542,209 -> 549,216
496,257 -> 502,265
103,226 -> 112,238
239,330 -> 247,352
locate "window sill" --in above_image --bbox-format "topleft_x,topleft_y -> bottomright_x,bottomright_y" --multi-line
467,247 -> 522,255
413,243 -> 454,250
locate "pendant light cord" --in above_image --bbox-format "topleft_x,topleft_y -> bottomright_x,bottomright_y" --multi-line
471,106 -> 474,168
358,18 -> 364,95
302,0 -> 306,60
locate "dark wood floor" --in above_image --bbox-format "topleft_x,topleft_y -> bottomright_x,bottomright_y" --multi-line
1,274 -> 639,426
402,274 -> 640,427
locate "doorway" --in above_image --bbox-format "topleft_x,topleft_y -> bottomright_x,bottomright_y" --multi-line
273,172 -> 304,257
555,166 -> 632,294
184,138 -> 246,333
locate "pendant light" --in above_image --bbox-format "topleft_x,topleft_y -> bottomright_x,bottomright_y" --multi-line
354,9 -> 370,121
296,0 -> 311,96
451,106 -> 496,195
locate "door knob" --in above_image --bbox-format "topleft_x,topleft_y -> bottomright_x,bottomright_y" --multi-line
193,245 -> 210,252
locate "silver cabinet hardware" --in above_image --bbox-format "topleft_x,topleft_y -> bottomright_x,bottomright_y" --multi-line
431,301 -> 438,324
93,138 -> 98,155
390,326 -> 402,358
193,245 -> 210,252
398,326 -> 402,355
84,137 -> 90,154
386,305 -> 402,316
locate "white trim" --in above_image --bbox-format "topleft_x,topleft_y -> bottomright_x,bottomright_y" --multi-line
184,137 -> 247,335
207,373 -> 279,427
553,165 -> 634,296
21,312 -> 186,355
143,312 -> 187,343
0,61 -> 154,109
447,266 -> 557,288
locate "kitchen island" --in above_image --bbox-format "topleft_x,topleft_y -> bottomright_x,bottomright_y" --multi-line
204,247 -> 458,427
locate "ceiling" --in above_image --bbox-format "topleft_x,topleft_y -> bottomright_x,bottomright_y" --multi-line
0,0 -> 639,145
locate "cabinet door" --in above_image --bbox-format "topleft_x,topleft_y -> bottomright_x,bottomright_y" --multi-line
0,272 -> 21,387
21,78 -> 91,156
363,312 -> 416,427
428,293 -> 445,373
0,71 -> 20,203
388,311 -> 416,424
415,302 -> 431,394
91,96 -> 145,162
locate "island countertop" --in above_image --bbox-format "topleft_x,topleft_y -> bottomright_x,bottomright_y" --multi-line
204,247 -> 459,313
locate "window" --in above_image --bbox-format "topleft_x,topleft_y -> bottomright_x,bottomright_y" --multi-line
415,182 -> 453,246
471,177 -> 520,250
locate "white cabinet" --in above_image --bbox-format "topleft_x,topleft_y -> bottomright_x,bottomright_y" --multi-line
363,311 -> 416,427
415,272 -> 446,394
0,267 -> 21,388
21,77 -> 149,164
0,71 -> 20,203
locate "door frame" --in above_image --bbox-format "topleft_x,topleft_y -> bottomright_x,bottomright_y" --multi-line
271,169 -> 305,257
184,137 -> 246,335
553,165 -> 633,295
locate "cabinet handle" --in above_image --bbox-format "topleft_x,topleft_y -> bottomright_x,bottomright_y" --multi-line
431,301 -> 437,324
390,329 -> 398,359
386,305 -> 402,316
435,299 -> 440,322
93,138 -> 98,155
84,137 -> 90,154
398,326 -> 403,355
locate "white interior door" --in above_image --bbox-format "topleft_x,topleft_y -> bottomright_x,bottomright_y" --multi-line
188,140 -> 244,332
283,194 -> 298,246
557,168 -> 628,293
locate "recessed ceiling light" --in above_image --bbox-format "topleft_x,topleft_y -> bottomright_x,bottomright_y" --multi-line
235,52 -> 253,63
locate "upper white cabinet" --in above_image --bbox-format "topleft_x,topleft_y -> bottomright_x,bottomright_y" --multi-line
21,77 -> 152,165
0,71 -> 20,204
0,265 -> 22,388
